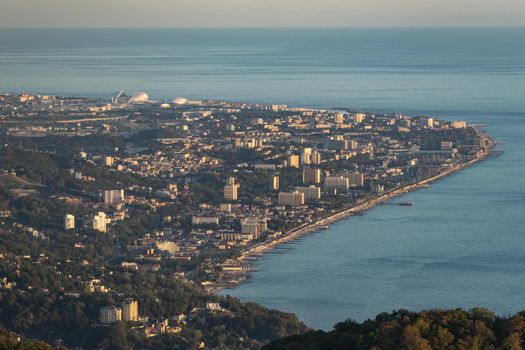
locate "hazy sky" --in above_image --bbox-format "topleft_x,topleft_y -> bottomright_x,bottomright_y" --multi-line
1,0 -> 524,28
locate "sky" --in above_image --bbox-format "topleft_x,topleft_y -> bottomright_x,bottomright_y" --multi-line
0,0 -> 524,28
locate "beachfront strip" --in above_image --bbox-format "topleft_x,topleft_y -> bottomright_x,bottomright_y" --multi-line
0,91 -> 493,301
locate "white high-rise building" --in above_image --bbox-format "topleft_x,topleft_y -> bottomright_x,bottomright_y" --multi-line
452,121 -> 467,129
311,150 -> 322,164
278,191 -> 305,207
287,154 -> 300,168
345,172 -> 365,187
104,156 -> 114,166
303,169 -> 321,184
241,217 -> 268,239
335,113 -> 345,124
92,212 -> 107,233
100,306 -> 122,324
300,147 -> 312,165
103,189 -> 125,205
324,176 -> 350,191
371,183 -> 385,193
64,214 -> 75,230
271,175 -> 280,190
353,113 -> 365,123
224,177 -> 240,201
296,186 -> 321,201
122,299 -> 139,322
344,139 -> 358,150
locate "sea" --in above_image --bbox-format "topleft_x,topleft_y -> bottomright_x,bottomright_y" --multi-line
0,27 -> 524,330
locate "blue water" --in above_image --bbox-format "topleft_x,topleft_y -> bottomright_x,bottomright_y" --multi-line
223,111 -> 525,329
1,27 -> 524,330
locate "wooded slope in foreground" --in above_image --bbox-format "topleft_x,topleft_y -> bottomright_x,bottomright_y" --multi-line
265,308 -> 525,350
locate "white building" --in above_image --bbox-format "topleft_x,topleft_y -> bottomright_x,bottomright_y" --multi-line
324,176 -> 349,191
122,299 -> 139,322
128,91 -> 149,104
271,104 -> 287,112
64,214 -> 75,230
344,139 -> 358,150
371,183 -> 385,193
441,141 -> 454,150
303,168 -> 321,184
271,175 -> 279,190
192,216 -> 220,226
345,172 -> 365,187
311,150 -> 322,164
278,191 -> 305,207
224,177 -> 240,201
296,186 -> 321,201
100,306 -> 122,324
92,212 -> 107,233
104,156 -> 114,166
287,154 -> 300,168
452,121 -> 467,129
353,113 -> 365,123
219,203 -> 232,212
241,217 -> 268,238
300,147 -> 312,165
103,189 -> 125,205
206,302 -> 223,311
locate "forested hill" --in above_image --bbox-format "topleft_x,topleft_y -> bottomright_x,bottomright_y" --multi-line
0,327 -> 57,349
264,308 -> 525,350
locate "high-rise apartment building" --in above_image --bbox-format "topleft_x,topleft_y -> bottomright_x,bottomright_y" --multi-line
122,299 -> 139,322
345,172 -> 365,187
92,212 -> 107,233
241,217 -> 268,239
344,139 -> 358,150
303,169 -> 321,184
224,177 -> 240,201
103,189 -> 125,205
278,191 -> 305,207
287,154 -> 300,168
311,150 -> 322,164
324,176 -> 350,191
64,214 -> 75,230
104,156 -> 114,166
271,175 -> 279,190
296,186 -> 321,201
300,147 -> 312,165
100,306 -> 122,324
353,113 -> 365,123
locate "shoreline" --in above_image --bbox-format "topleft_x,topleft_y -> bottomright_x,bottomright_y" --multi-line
213,143 -> 494,295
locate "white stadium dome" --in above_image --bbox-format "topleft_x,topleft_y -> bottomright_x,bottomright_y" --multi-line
170,97 -> 188,105
128,91 -> 149,103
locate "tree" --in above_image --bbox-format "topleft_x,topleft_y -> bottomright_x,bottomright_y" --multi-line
401,325 -> 432,350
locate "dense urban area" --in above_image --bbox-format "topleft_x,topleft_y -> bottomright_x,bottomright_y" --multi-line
0,91 -> 493,349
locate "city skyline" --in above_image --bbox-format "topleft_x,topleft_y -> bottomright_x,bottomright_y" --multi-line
0,0 -> 524,28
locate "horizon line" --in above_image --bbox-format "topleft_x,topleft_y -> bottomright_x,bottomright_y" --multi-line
1,25 -> 524,30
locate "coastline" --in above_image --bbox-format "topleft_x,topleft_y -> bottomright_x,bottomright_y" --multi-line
214,142 -> 495,295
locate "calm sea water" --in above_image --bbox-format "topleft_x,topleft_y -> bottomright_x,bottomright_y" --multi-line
1,28 -> 524,330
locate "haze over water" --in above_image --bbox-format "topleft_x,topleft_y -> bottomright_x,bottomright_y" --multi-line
1,27 -> 524,330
